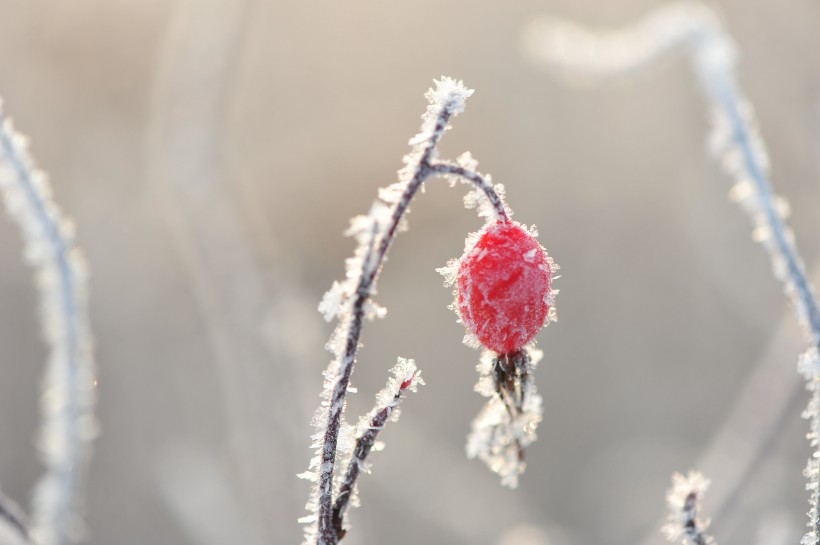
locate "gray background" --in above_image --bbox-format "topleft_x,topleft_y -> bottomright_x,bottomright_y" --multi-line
0,1 -> 819,545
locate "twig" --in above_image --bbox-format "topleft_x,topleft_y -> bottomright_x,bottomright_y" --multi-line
0,491 -> 30,544
331,368 -> 421,541
302,77 -> 511,545
663,471 -> 715,545
524,4 -> 820,542
0,102 -> 96,545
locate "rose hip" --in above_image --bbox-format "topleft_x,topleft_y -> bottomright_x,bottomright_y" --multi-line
457,221 -> 552,354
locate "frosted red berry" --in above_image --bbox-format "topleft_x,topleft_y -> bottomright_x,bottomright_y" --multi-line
457,221 -> 552,354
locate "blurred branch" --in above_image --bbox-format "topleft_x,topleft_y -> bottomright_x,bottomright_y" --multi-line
663,472 -> 715,545
525,4 -> 820,543
148,0 -> 320,542
0,104 -> 96,545
0,490 -> 30,544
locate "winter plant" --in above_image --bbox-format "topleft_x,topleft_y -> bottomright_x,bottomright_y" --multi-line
523,2 -> 820,545
299,77 -> 559,545
0,102 -> 96,545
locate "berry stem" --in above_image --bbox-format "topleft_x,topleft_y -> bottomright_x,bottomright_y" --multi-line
315,83 -> 508,545
428,162 -> 509,223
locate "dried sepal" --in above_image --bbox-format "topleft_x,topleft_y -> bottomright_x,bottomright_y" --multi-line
466,349 -> 544,488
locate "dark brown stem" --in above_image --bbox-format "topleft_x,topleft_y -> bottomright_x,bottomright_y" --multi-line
0,492 -> 30,544
315,98 -> 509,545
331,384 -> 409,541
428,162 -> 509,224
681,492 -> 711,545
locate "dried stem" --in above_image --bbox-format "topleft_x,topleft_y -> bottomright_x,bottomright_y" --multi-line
525,3 -> 820,541
664,471 -> 715,545
0,492 -> 30,544
331,373 -> 417,541
0,104 -> 96,545
310,79 -> 509,545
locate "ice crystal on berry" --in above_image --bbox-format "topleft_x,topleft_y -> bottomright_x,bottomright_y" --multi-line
449,220 -> 557,354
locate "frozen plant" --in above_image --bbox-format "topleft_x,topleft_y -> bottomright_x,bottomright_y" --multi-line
523,2 -> 820,545
0,101 -> 97,545
663,471 -> 715,545
439,219 -> 557,487
300,77 -> 559,545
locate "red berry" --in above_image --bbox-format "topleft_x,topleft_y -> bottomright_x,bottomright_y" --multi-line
457,221 -> 553,354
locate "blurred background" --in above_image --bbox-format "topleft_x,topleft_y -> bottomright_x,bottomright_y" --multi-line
0,1 -> 819,544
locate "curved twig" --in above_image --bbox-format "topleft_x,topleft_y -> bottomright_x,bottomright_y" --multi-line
305,78 -> 510,545
0,104 -> 96,545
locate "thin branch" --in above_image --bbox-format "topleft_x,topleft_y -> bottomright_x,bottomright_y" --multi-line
0,103 -> 96,545
331,368 -> 421,541
0,491 -> 30,544
663,471 -> 715,545
525,2 -> 820,347
304,78 -> 512,545
524,4 -> 820,542
428,162 -> 510,223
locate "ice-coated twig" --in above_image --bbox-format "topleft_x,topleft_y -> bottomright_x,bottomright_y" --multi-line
148,0 -> 313,541
0,102 -> 96,545
524,4 -> 820,542
0,490 -> 30,544
663,471 -> 715,545
330,360 -> 423,542
301,77 -> 511,545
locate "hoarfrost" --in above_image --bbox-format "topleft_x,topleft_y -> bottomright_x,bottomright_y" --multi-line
330,359 -> 423,539
663,471 -> 714,545
0,103 -> 96,545
318,281 -> 345,323
363,301 -> 387,321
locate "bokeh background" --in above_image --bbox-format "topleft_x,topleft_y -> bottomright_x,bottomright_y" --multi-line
1,1 -> 819,545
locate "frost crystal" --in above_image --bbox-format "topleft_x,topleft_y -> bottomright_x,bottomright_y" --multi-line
425,77 -> 474,118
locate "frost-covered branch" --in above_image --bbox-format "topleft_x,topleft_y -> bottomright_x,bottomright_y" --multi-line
0,102 -> 96,545
330,360 -> 423,542
0,490 -> 30,544
524,4 -> 820,542
663,472 -> 715,545
301,77 -> 513,545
